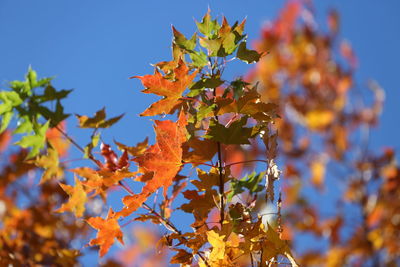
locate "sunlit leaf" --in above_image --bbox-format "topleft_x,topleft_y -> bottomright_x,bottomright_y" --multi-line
133,60 -> 198,116
56,177 -> 87,217
196,9 -> 220,38
87,208 -> 124,257
15,121 -> 50,158
31,146 -> 63,183
207,230 -> 226,261
76,108 -> 124,128
172,26 -> 197,51
118,112 -> 187,217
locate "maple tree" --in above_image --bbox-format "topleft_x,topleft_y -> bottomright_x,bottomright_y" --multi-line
1,2 -> 399,266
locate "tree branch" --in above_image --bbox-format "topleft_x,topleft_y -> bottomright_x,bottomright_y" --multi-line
118,181 -> 210,267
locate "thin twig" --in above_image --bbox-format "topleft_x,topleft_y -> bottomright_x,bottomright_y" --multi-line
54,126 -> 210,265
180,97 -> 207,106
277,192 -> 283,234
54,125 -> 103,168
208,56 -> 226,227
55,125 -> 84,153
182,161 -> 216,168
226,159 -> 269,168
118,181 -> 210,267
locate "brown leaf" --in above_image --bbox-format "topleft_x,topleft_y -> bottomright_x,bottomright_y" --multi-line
170,249 -> 193,265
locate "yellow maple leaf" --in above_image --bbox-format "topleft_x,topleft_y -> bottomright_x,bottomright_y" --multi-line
310,157 -> 326,189
56,177 -> 87,217
207,230 -> 226,261
31,147 -> 63,183
305,109 -> 334,130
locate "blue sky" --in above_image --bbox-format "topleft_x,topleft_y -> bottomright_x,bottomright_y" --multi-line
1,0 -> 399,149
1,0 -> 400,264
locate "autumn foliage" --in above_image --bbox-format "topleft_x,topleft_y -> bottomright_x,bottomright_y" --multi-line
1,2 -> 399,266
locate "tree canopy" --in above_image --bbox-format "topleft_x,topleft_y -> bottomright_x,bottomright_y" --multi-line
0,1 -> 398,266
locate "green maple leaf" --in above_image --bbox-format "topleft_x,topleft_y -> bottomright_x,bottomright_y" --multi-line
172,26 -> 197,51
0,91 -> 23,132
189,50 -> 208,68
205,117 -> 253,145
33,84 -> 72,103
15,121 -> 50,158
227,171 -> 265,201
237,42 -> 262,63
31,146 -> 63,183
196,9 -> 220,38
191,77 -> 224,90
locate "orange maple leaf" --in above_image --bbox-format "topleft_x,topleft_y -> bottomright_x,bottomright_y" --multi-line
118,112 -> 187,217
87,208 -> 124,257
133,59 -> 197,116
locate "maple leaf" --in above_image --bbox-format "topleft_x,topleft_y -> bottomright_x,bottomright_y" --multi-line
71,166 -> 136,197
76,107 -> 124,129
114,137 -> 148,157
183,138 -> 217,165
15,121 -> 49,158
135,111 -> 187,193
205,117 -> 253,145
100,142 -> 130,171
154,43 -> 184,74
227,171 -> 265,201
180,189 -> 216,223
236,41 -> 262,64
71,142 -> 136,198
71,167 -> 103,191
304,109 -> 334,130
133,60 -> 198,116
118,112 -> 187,217
87,208 -> 124,257
170,249 -> 193,265
199,16 -> 246,57
99,143 -> 136,185
172,26 -> 197,51
31,146 -> 63,183
56,177 -> 87,217
260,224 -> 298,267
196,9 -> 220,38
192,167 -> 230,191
217,87 -> 277,121
207,230 -> 226,261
